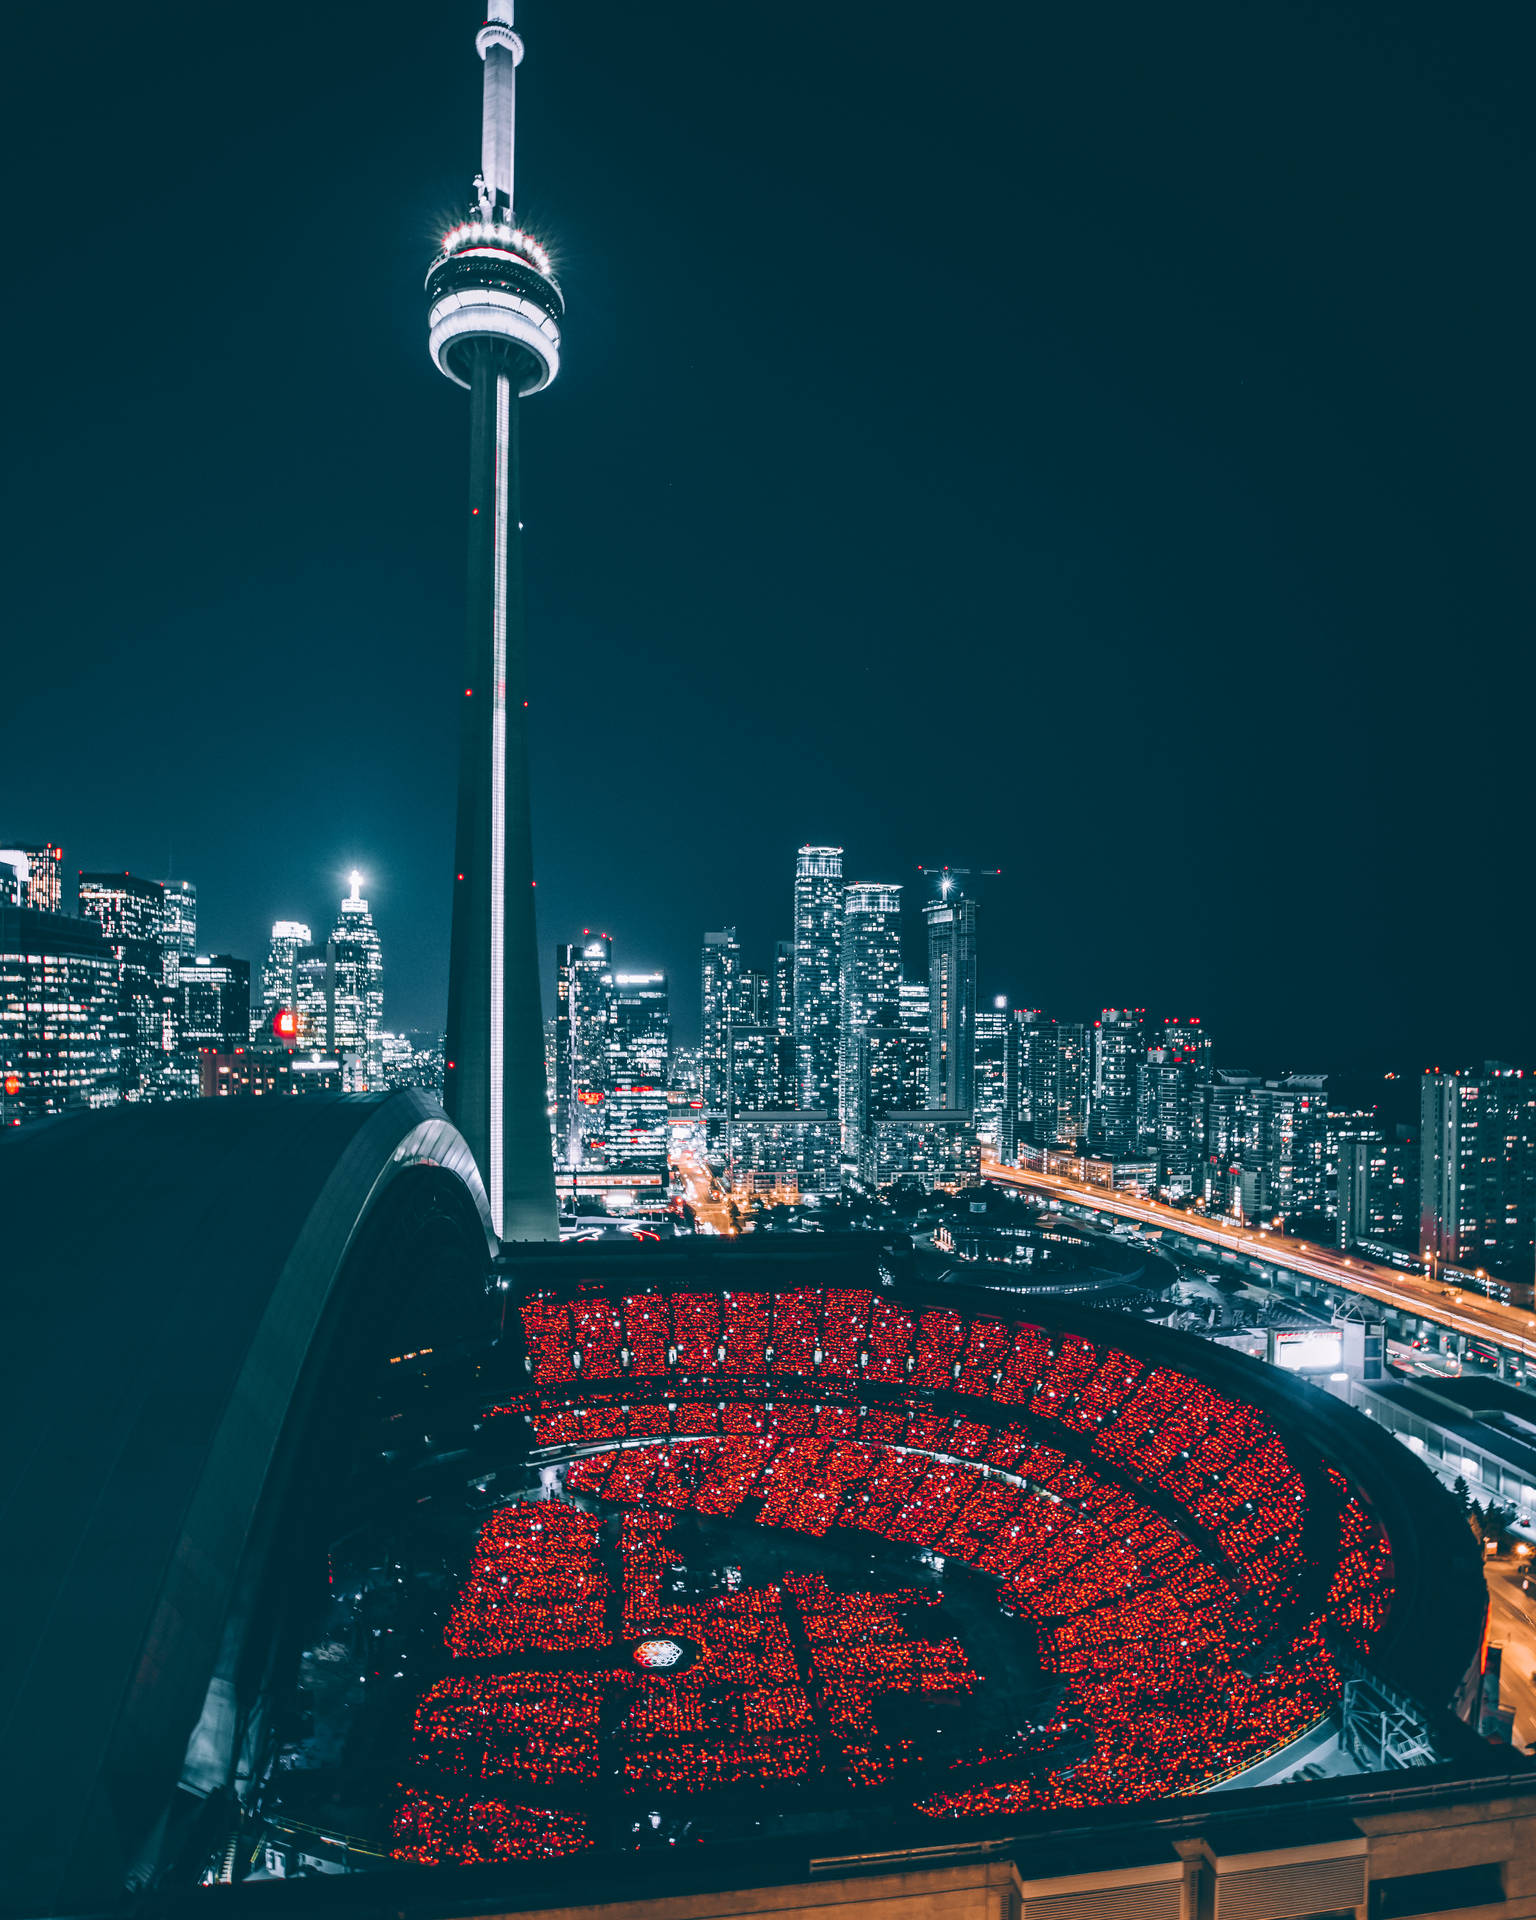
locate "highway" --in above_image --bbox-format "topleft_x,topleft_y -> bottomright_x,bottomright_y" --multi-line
981,1158 -> 1536,1364
1486,1558 -> 1536,1750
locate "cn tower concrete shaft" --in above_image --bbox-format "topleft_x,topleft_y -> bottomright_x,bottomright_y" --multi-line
435,0 -> 559,1243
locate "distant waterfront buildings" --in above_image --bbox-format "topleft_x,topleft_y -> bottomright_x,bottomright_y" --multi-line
382,1030 -> 446,1098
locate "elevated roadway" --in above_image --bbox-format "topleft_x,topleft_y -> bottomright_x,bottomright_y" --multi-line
981,1158 -> 1536,1366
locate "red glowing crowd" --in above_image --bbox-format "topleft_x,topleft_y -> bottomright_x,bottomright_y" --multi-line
393,1285 -> 1396,1865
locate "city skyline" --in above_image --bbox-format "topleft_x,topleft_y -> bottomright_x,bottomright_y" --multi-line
4,2 -> 1532,1075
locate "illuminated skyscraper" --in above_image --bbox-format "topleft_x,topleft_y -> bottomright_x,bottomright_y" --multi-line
555,934 -> 614,1165
294,945 -> 332,1053
180,956 -> 251,1055
973,997 -> 1011,1149
259,920 -> 312,1039
793,847 -> 844,1110
329,874 -> 383,1088
924,888 -> 976,1111
158,880 -> 197,990
700,928 -> 741,1113
0,906 -> 117,1116
739,967 -> 772,1024
77,872 -> 169,1100
838,882 -> 902,1150
1091,1007 -> 1145,1151
431,0 -> 564,1241
612,971 -> 669,1082
898,981 -> 930,1109
13,843 -> 63,913
772,938 -> 795,1104
726,1023 -> 779,1116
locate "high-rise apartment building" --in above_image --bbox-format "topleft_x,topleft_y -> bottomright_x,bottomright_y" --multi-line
1337,1128 -> 1388,1251
180,956 -> 251,1055
838,882 -> 902,1150
601,1076 -> 669,1178
1015,1009 -> 1054,1147
897,982 -> 930,1112
1161,1016 -> 1212,1157
294,945 -> 332,1053
1207,1071 -> 1262,1166
974,998 -> 1011,1149
159,880 -> 197,989
1421,1067 -> 1536,1288
772,939 -> 795,1104
1250,1076 -> 1330,1220
328,874 -> 384,1088
1138,1051 -> 1195,1196
555,935 -> 614,1165
739,968 -> 772,1025
852,1023 -> 907,1162
77,872 -> 169,1100
700,927 -> 742,1114
924,890 -> 976,1111
1022,1016 -> 1090,1149
611,972 -> 669,1083
259,921 -> 312,1040
726,1024 -> 779,1116
1091,1007 -> 1145,1151
0,906 -> 118,1117
14,844 -> 63,913
1054,1021 -> 1092,1147
793,847 -> 844,1111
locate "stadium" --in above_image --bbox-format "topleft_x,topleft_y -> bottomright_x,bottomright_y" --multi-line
352,1248 -> 1489,1870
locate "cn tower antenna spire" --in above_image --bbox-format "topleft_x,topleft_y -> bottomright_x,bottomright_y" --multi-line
476,0 -> 523,214
428,7 -> 563,1243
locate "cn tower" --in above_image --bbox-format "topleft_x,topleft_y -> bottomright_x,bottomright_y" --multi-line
428,0 -> 562,1241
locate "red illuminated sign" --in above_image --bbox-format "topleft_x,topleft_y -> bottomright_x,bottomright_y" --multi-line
577,1089 -> 604,1106
273,1009 -> 297,1038
2,1074 -> 20,1097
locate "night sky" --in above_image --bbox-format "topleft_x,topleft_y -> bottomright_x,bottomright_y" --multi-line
3,2 -> 1530,1069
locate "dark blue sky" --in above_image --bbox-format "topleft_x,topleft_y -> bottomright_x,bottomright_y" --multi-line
2,2 -> 1530,1065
